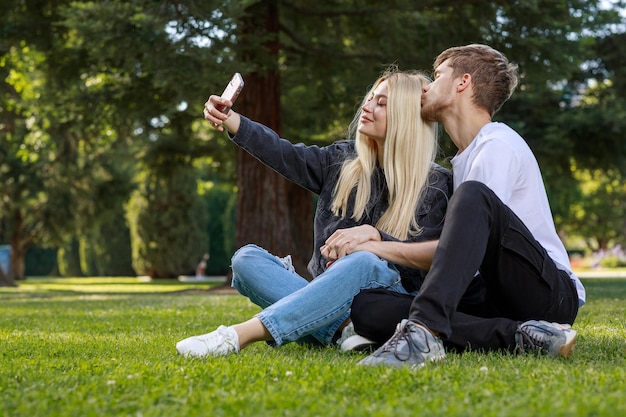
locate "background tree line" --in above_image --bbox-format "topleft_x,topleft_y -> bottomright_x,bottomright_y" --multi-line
1,0 -> 625,286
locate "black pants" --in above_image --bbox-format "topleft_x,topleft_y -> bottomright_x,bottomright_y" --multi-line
351,181 -> 579,353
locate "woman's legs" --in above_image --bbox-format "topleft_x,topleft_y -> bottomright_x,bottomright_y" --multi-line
256,251 -> 413,346
177,247 -> 414,356
231,244 -> 310,309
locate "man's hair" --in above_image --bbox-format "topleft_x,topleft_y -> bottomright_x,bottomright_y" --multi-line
434,44 -> 519,116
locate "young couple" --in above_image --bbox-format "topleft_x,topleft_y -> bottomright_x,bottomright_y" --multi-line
177,44 -> 585,369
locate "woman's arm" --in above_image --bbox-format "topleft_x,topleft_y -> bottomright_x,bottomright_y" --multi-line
203,95 -> 348,194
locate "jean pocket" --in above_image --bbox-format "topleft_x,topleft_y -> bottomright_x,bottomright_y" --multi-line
501,224 -> 551,288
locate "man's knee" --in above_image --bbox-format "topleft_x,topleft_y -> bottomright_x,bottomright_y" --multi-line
351,289 -> 413,343
449,180 -> 503,215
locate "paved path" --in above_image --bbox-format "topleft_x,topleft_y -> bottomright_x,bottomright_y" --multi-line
574,270 -> 626,279
177,275 -> 227,283
173,271 -> 626,282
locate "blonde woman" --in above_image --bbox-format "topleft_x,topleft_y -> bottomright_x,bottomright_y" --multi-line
176,69 -> 452,357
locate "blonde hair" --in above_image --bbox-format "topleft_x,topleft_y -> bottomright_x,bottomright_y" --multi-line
331,69 -> 438,239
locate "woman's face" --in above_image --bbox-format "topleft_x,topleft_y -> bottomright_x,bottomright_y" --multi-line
358,79 -> 388,142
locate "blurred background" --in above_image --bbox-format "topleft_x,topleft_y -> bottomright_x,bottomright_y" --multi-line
1,0 -> 626,286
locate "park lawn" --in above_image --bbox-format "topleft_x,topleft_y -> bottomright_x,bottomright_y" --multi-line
1,277 -> 625,417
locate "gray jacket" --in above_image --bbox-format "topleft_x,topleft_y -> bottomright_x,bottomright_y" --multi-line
231,116 -> 452,292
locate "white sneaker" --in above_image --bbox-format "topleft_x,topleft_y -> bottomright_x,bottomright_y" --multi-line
337,322 -> 377,352
176,325 -> 240,358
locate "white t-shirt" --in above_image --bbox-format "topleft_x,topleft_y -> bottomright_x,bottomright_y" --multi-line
451,122 -> 586,306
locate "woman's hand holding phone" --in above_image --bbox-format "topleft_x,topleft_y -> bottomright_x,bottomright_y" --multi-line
204,73 -> 244,133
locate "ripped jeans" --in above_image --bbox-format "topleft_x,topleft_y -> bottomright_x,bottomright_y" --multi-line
231,244 -> 416,346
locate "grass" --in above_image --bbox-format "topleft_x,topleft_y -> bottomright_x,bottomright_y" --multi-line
1,276 -> 625,417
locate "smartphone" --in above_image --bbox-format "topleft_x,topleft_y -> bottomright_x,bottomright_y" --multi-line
218,72 -> 244,113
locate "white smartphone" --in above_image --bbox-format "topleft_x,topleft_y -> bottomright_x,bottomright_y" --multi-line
218,72 -> 244,113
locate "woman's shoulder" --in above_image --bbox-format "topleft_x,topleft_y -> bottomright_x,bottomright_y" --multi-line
321,139 -> 357,163
427,163 -> 453,196
430,163 -> 453,181
328,139 -> 355,152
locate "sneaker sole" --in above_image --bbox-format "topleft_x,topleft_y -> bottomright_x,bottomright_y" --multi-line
340,335 -> 378,352
558,331 -> 577,357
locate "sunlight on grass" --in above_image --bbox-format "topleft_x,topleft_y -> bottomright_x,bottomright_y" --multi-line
0,276 -> 224,295
1,277 -> 625,417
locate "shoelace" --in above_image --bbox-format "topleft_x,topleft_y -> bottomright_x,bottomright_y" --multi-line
377,321 -> 434,362
517,323 -> 559,354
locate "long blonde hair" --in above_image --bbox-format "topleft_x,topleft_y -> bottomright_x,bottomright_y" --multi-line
331,69 -> 438,239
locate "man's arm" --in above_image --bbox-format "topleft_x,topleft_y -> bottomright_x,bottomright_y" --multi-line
353,239 -> 438,271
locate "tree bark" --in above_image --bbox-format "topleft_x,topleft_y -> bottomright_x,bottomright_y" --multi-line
0,265 -> 15,287
11,209 -> 26,280
232,1 -> 313,281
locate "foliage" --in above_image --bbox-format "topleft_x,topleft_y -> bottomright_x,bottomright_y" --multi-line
200,182 -> 237,275
80,204 -> 136,277
56,239 -> 84,277
0,277 -> 625,417
23,247 -> 57,276
588,245 -> 626,268
2,0 -> 626,279
564,166 -> 626,250
127,165 -> 209,278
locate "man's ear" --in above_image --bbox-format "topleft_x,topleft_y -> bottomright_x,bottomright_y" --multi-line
457,73 -> 471,93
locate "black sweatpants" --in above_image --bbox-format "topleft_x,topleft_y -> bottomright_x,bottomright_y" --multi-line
351,181 -> 579,353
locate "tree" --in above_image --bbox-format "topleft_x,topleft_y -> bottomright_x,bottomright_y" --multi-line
2,0 -> 625,283
231,1 -> 314,279
566,167 -> 626,251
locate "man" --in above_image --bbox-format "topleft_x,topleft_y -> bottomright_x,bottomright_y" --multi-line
338,44 -> 586,368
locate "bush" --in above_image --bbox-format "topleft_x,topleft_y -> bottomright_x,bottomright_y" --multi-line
127,165 -> 209,278
81,208 -> 135,276
25,247 -> 58,276
591,245 -> 626,268
202,183 -> 237,275
57,238 -> 83,277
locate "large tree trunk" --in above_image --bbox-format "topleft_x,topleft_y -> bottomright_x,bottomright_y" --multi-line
232,1 -> 313,281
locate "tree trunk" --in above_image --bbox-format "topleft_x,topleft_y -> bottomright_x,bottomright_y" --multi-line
232,1 -> 313,281
11,209 -> 26,280
0,264 -> 15,287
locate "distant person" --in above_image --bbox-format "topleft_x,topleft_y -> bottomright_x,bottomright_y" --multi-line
346,44 -> 586,368
195,253 -> 209,279
176,69 -> 452,357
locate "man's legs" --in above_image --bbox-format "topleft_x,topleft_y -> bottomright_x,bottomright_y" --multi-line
358,181 -> 579,366
409,181 -> 578,341
351,276 -> 497,352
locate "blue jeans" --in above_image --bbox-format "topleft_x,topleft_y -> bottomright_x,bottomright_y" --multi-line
231,244 -> 416,346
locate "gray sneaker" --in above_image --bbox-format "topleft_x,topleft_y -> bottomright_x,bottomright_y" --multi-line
357,319 -> 445,368
176,325 -> 240,358
516,320 -> 577,357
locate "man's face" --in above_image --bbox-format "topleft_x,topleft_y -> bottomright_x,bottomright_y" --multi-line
421,60 -> 458,122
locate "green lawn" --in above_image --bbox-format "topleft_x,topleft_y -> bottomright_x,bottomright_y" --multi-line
1,277 -> 625,417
